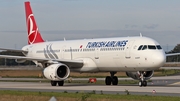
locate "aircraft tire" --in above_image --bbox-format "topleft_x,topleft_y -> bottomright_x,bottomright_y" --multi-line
142,81 -> 147,87
58,81 -> 64,86
51,81 -> 57,86
112,76 -> 118,85
105,76 -> 112,85
139,81 -> 143,87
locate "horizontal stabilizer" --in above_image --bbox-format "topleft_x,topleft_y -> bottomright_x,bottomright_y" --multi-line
0,55 -> 83,68
0,48 -> 28,53
166,53 -> 180,56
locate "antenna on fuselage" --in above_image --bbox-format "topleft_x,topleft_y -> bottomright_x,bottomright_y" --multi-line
140,33 -> 142,37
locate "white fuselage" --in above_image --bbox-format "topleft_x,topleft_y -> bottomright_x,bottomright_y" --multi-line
22,36 -> 166,72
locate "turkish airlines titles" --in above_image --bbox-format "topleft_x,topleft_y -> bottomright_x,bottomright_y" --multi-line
86,40 -> 128,48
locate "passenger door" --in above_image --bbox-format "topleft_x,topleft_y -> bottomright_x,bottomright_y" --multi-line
125,40 -> 135,59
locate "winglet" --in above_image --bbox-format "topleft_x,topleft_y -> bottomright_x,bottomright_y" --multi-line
25,1 -> 44,44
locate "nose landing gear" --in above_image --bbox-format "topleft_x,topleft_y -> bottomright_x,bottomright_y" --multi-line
138,71 -> 147,87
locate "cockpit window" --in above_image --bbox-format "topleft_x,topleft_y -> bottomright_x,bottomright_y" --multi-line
156,45 -> 162,50
138,45 -> 162,50
148,45 -> 156,49
142,45 -> 147,50
138,45 -> 143,50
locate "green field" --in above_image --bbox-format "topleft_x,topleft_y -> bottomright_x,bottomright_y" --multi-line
0,90 -> 180,101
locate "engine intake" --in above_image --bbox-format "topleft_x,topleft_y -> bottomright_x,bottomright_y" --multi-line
126,71 -> 154,80
43,63 -> 70,81
57,65 -> 68,78
15,59 -> 26,63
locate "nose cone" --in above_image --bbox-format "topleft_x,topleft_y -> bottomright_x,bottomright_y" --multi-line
152,51 -> 166,67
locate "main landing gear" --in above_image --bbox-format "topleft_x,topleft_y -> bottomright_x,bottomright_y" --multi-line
138,71 -> 147,87
105,72 -> 118,85
51,80 -> 64,86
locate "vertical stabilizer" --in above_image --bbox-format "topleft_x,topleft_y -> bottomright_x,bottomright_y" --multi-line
25,1 -> 44,44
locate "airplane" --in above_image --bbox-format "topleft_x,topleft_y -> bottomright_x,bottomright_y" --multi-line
0,1 -> 176,87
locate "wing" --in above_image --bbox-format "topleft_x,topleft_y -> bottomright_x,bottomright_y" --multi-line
0,55 -> 83,68
166,53 -> 180,56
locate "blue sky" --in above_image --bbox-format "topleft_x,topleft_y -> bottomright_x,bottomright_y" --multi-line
0,0 -> 180,51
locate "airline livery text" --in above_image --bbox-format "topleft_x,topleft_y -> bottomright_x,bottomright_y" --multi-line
86,40 -> 128,48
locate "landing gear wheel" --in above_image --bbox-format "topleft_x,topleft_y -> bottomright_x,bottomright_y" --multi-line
105,76 -> 112,85
139,80 -> 147,87
58,81 -> 64,86
112,76 -> 118,85
142,81 -> 147,87
139,81 -> 143,87
138,71 -> 148,87
51,81 -> 57,86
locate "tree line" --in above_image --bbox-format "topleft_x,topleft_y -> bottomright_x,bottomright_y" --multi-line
0,51 -> 34,66
166,44 -> 180,62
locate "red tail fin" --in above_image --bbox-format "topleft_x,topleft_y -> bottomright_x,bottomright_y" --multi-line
25,1 -> 44,44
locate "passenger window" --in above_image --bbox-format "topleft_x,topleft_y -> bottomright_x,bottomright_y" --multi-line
148,45 -> 156,49
138,45 -> 143,50
142,45 -> 147,50
156,45 -> 162,50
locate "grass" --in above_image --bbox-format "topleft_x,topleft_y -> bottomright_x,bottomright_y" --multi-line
0,90 -> 180,101
154,69 -> 180,76
65,79 -> 139,85
0,79 -> 139,85
0,70 -> 42,78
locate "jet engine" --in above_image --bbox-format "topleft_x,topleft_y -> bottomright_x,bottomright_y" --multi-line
126,71 -> 154,80
43,63 -> 70,81
15,59 -> 26,63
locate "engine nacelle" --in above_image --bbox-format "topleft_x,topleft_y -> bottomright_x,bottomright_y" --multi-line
126,71 -> 154,80
43,63 -> 70,81
15,59 -> 26,63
